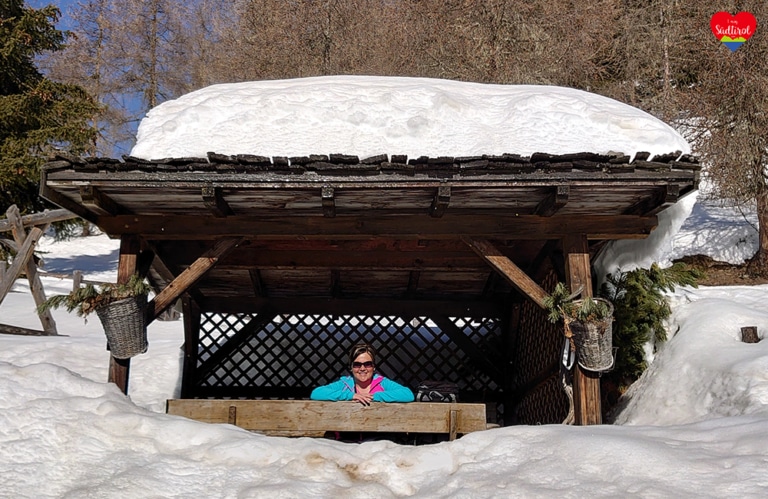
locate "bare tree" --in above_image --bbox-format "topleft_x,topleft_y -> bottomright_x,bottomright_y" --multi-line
687,7 -> 768,275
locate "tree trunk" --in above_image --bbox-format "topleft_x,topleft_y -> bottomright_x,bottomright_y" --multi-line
748,188 -> 768,277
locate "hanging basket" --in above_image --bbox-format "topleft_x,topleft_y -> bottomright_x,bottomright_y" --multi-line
95,294 -> 148,359
567,298 -> 614,372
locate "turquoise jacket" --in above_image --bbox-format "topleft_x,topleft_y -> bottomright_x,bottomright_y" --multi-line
310,374 -> 414,402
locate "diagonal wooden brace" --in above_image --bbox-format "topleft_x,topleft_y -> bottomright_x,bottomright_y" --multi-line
145,236 -> 243,324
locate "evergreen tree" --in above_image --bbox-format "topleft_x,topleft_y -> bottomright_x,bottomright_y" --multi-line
0,0 -> 99,214
600,263 -> 703,390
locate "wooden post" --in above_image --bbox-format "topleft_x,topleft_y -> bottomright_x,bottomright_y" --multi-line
108,235 -> 140,394
180,296 -> 201,399
72,270 -> 83,291
562,234 -> 602,425
741,326 -> 760,343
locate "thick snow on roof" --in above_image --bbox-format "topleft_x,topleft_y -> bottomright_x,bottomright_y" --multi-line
130,75 -> 690,160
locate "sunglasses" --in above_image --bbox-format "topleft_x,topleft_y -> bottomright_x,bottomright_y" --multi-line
352,361 -> 374,369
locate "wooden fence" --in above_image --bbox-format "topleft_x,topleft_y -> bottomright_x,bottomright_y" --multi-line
0,205 -> 77,336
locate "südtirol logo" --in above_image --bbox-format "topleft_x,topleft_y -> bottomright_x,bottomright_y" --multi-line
710,11 -> 757,52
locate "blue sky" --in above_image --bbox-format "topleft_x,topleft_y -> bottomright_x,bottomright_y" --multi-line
27,0 -> 76,29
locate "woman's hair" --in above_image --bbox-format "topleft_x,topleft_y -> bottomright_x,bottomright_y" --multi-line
348,342 -> 377,369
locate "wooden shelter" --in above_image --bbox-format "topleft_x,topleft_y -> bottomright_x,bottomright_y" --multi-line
40,150 -> 699,426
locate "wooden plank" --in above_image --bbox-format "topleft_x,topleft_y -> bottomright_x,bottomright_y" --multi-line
147,236 -> 244,323
562,234 -> 602,426
0,323 -> 62,336
462,237 -> 549,308
166,399 -> 488,438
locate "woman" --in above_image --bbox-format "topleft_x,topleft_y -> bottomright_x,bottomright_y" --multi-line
310,343 -> 414,405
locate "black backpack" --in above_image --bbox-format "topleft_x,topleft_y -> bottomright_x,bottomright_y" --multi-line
416,380 -> 459,403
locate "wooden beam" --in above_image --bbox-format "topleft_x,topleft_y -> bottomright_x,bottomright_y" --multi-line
563,234 -> 601,426
79,185 -> 122,216
97,214 -> 659,240
0,208 -> 76,233
429,185 -> 451,218
198,295 -> 503,318
461,237 -> 549,308
534,185 -> 569,217
146,236 -> 244,323
0,323 -> 60,336
202,185 -> 234,218
150,247 -> 486,271
39,180 -> 96,223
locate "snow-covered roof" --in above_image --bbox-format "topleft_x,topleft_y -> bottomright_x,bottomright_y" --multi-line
130,75 -> 690,161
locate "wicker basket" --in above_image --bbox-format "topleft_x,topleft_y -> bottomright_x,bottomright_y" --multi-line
95,294 -> 148,359
568,298 -> 614,372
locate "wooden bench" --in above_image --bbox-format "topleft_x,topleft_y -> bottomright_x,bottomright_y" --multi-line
166,399 -> 489,441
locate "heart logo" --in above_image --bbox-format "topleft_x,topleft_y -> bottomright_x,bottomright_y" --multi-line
710,11 -> 757,52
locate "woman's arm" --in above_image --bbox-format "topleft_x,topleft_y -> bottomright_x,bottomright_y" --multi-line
372,377 -> 415,403
310,378 -> 354,401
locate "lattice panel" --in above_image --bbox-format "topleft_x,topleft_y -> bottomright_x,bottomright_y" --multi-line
509,268 -> 570,424
514,373 -> 570,425
192,312 -> 504,422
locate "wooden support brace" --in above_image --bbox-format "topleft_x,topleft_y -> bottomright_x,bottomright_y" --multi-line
147,236 -> 244,323
461,237 -> 549,308
429,185 -> 451,218
0,226 -> 44,305
202,185 -> 234,218
322,186 -> 336,218
79,185 -> 122,216
534,185 -> 569,217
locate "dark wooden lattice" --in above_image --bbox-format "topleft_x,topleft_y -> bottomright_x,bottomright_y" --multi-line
189,311 -> 505,423
509,268 -> 570,424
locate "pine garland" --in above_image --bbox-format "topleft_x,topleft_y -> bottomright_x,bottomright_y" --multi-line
38,274 -> 151,318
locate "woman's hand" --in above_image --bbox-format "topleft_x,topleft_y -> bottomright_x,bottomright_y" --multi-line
352,393 -> 373,406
